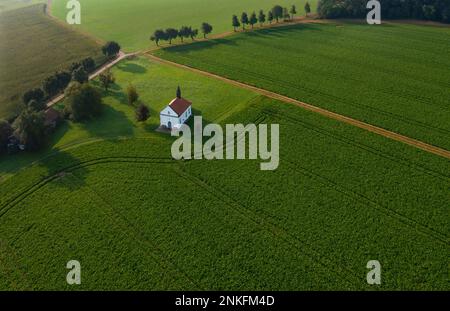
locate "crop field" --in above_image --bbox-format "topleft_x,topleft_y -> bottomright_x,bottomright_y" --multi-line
51,0 -> 318,52
154,22 -> 450,151
0,57 -> 449,290
0,4 -> 105,120
0,0 -> 44,12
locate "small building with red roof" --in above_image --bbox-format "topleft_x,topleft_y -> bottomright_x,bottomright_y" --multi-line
160,87 -> 192,130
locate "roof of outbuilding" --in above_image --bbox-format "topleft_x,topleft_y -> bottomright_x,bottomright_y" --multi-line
168,97 -> 192,116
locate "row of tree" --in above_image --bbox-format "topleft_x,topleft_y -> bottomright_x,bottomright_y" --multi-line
21,41 -> 121,113
0,41 -> 123,154
232,4 -> 312,31
317,0 -> 450,23
151,23 -> 213,46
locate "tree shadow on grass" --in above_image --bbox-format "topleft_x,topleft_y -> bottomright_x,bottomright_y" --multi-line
116,62 -> 147,74
161,38 -> 239,54
160,23 -> 326,55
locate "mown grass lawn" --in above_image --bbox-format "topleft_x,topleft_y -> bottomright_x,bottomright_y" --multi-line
0,4 -> 105,120
0,57 -> 448,290
155,22 -> 450,150
51,0 -> 318,52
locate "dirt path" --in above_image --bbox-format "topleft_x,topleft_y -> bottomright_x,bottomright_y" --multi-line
46,51 -> 138,108
146,54 -> 450,160
42,8 -> 450,160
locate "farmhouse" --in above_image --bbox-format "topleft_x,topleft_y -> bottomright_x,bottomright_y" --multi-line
160,87 -> 192,130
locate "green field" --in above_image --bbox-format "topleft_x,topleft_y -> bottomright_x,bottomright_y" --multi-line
154,22 -> 450,150
0,57 -> 448,290
51,0 -> 318,52
0,0 -> 44,12
0,4 -> 105,119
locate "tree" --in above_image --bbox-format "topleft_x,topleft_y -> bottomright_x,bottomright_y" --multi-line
249,12 -> 258,29
150,29 -> 167,46
283,7 -> 290,21
135,104 -> 150,122
99,70 -> 115,91
64,81 -> 82,98
13,109 -> 46,151
43,75 -> 60,97
241,12 -> 249,30
82,57 -> 96,73
56,71 -> 72,90
23,88 -> 44,105
189,27 -> 199,40
165,28 -> 179,44
268,11 -> 274,24
232,15 -> 241,31
0,119 -> 13,154
290,5 -> 297,19
65,83 -> 103,122
27,99 -> 46,112
127,84 -> 139,105
178,26 -> 191,43
258,10 -> 266,26
271,5 -> 283,22
422,5 -> 437,19
102,41 -> 121,57
201,22 -> 213,38
305,2 -> 311,16
70,62 -> 82,72
72,67 -> 89,84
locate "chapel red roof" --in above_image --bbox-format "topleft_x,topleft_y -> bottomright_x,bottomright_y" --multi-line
169,97 -> 192,116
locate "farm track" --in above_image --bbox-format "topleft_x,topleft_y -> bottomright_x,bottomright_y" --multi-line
145,53 -> 450,160
43,6 -> 450,159
159,53 -> 450,137
262,109 -> 450,182
62,173 -> 203,290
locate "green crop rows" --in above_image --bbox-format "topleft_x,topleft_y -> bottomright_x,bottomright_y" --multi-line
155,22 -> 450,150
0,57 -> 448,290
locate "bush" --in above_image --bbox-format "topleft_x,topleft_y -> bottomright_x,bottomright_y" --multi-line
127,84 -> 139,105
135,104 -> 150,122
99,70 -> 115,91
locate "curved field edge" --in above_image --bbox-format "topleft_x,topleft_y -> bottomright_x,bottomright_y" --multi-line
0,4 -> 106,119
0,57 -> 448,290
50,0 -> 319,52
0,112 -> 449,290
154,22 -> 450,151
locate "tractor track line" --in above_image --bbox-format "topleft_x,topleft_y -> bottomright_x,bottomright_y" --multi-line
145,53 -> 450,161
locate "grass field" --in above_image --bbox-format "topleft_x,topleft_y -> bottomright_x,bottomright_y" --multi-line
0,0 -> 44,12
154,22 -> 450,151
0,4 -> 105,120
51,0 -> 318,52
0,57 -> 448,290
